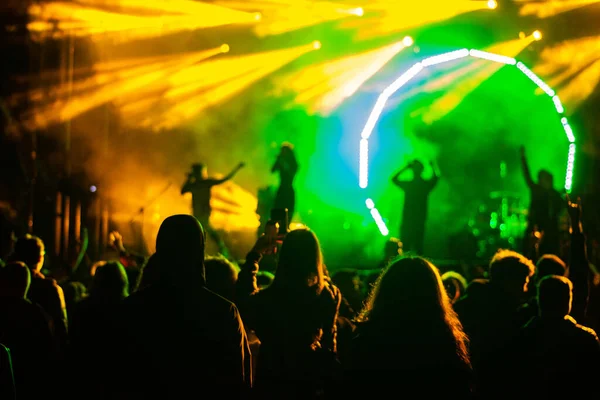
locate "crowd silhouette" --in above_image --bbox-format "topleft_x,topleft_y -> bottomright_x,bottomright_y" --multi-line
0,147 -> 599,400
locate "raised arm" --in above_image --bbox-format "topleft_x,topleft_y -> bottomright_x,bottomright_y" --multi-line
567,196 -> 591,322
214,162 -> 245,185
520,146 -> 534,188
391,163 -> 412,189
429,160 -> 440,188
181,174 -> 195,194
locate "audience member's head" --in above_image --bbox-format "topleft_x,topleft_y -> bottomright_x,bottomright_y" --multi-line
537,275 -> 572,319
91,261 -> 129,300
536,254 -> 567,281
272,228 -> 324,294
10,234 -> 45,272
0,261 -> 31,298
204,255 -> 239,301
63,281 -> 88,308
358,256 -> 469,363
489,249 -> 535,298
538,169 -> 554,190
191,163 -> 208,179
155,215 -> 206,286
441,271 -> 468,304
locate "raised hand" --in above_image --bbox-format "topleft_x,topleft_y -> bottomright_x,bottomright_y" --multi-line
237,162 -> 246,169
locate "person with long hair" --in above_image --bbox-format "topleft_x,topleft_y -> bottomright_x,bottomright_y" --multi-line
237,228 -> 341,399
271,143 -> 298,222
346,256 -> 472,398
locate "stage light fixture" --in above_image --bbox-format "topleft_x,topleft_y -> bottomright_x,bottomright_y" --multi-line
220,44 -> 230,53
350,7 -> 364,16
487,0 -> 498,9
519,31 -> 526,39
533,30 -> 542,41
254,12 -> 262,21
402,36 -> 414,47
312,40 -> 322,50
365,198 -> 375,209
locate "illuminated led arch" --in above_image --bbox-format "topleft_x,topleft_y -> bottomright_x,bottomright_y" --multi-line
360,48 -> 576,236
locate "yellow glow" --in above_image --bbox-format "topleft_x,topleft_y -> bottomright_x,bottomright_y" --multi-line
215,0 -> 362,37
20,47 -> 224,130
402,36 -> 414,47
278,40 -> 409,115
312,40 -> 322,50
534,36 -> 600,113
117,42 -> 318,130
340,0 -> 493,40
27,1 -> 258,42
487,0 -> 498,9
533,30 -> 542,41
221,44 -> 231,53
414,37 -> 536,124
518,0 -> 600,18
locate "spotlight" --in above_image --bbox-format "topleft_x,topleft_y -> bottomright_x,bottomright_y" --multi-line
533,30 -> 542,41
402,36 -> 414,47
220,44 -> 230,53
90,185 -> 97,193
487,0 -> 498,9
254,12 -> 262,21
351,7 -> 364,17
312,40 -> 322,50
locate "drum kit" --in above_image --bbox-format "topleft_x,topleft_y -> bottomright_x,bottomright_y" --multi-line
468,190 -> 528,257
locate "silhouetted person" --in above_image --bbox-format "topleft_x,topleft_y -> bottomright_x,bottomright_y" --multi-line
101,215 -> 251,399
536,254 -> 566,281
181,162 -> 245,253
69,262 -> 129,398
392,160 -> 439,254
520,146 -> 564,257
0,262 -> 56,400
237,228 -> 341,399
518,275 -> 600,397
9,234 -> 68,355
346,257 -> 472,398
272,143 -> 298,222
454,249 -> 535,398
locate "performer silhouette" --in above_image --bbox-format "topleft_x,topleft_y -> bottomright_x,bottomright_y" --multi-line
392,160 -> 439,255
271,143 -> 298,221
519,146 -> 564,258
181,162 -> 244,254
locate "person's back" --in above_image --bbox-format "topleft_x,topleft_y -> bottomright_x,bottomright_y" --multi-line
454,250 -> 535,398
99,215 -> 251,399
0,262 -> 56,400
519,276 -> 600,397
346,257 -> 472,398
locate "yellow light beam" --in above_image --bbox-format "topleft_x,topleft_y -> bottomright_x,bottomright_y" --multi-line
21,47 -> 224,130
414,36 -> 536,124
215,0 -> 362,37
277,39 -> 411,115
517,0 -> 600,18
118,42 -> 318,130
534,35 -> 600,113
27,1 -> 258,42
341,0 -> 494,40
